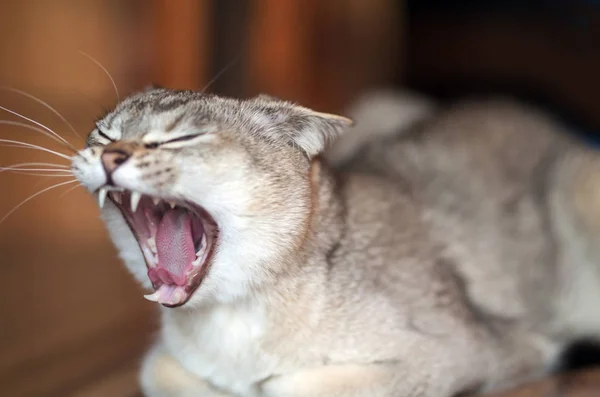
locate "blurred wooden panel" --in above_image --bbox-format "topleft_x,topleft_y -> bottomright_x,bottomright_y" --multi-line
150,0 -> 212,90
0,0 -> 148,104
248,0 -> 315,103
248,0 -> 402,112
70,361 -> 141,397
310,0 -> 402,111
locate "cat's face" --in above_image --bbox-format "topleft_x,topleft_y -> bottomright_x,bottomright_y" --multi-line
71,88 -> 351,307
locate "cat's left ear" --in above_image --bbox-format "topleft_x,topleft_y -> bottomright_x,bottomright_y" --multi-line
283,107 -> 354,158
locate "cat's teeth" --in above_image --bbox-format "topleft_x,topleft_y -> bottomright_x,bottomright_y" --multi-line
147,237 -> 157,254
98,188 -> 107,208
192,234 -> 207,267
112,192 -> 122,204
143,291 -> 160,302
192,256 -> 202,267
130,192 -> 142,212
168,201 -> 176,209
172,289 -> 185,305
152,197 -> 160,206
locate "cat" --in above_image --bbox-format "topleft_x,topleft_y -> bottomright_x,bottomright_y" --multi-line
71,87 -> 600,397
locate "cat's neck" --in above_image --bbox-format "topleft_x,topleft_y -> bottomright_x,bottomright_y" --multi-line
303,157 -> 346,258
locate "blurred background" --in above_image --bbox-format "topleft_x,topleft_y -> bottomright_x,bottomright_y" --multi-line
0,0 -> 599,396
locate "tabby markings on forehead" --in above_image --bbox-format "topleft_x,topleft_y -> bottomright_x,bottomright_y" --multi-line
152,98 -> 191,112
164,113 -> 187,133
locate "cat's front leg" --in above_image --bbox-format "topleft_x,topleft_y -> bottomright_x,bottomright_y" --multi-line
140,342 -> 233,397
260,362 -> 462,397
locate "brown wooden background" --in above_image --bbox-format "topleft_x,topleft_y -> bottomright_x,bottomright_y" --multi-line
0,1 -> 598,396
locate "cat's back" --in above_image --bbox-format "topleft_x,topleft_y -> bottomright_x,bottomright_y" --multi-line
343,97 -> 575,325
349,98 -> 569,188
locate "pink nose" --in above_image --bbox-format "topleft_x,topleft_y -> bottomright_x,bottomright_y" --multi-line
101,150 -> 130,176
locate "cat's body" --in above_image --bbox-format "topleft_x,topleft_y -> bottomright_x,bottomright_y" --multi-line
71,89 -> 600,397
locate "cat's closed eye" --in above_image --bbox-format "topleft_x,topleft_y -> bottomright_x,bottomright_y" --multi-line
144,132 -> 208,149
97,130 -> 115,142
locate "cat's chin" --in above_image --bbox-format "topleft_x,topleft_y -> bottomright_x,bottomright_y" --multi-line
98,187 -> 219,307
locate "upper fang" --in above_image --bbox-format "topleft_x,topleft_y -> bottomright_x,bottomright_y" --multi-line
98,188 -> 107,208
131,192 -> 142,212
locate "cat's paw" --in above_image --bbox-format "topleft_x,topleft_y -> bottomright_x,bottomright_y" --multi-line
140,342 -> 233,397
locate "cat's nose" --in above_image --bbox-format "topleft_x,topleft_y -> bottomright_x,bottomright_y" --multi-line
101,149 -> 130,182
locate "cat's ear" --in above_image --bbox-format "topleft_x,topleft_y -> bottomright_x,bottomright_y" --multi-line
251,96 -> 353,158
283,108 -> 354,158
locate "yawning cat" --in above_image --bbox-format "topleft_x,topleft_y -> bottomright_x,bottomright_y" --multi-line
71,88 -> 600,397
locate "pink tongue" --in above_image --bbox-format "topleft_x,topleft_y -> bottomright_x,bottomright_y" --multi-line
155,209 -> 196,285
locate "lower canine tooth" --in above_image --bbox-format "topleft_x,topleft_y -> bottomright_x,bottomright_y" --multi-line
192,254 -> 203,267
143,291 -> 160,302
172,289 -> 185,304
131,192 -> 142,212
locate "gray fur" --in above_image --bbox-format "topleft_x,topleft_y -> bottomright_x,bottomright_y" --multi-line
71,89 -> 600,397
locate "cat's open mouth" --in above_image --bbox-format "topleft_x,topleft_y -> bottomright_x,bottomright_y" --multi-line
99,189 -> 218,307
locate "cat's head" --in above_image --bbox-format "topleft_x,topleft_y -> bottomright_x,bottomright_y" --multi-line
71,88 -> 352,307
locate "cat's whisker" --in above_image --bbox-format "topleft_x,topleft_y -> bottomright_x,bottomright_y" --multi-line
0,179 -> 78,225
200,52 -> 243,94
0,160 -> 73,175
0,87 -> 84,142
0,168 -> 71,172
2,171 -> 73,177
59,182 -> 82,198
78,50 -> 120,102
0,139 -> 72,160
0,120 -> 75,148
0,166 -> 72,173
0,106 -> 77,153
1,161 -> 69,169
